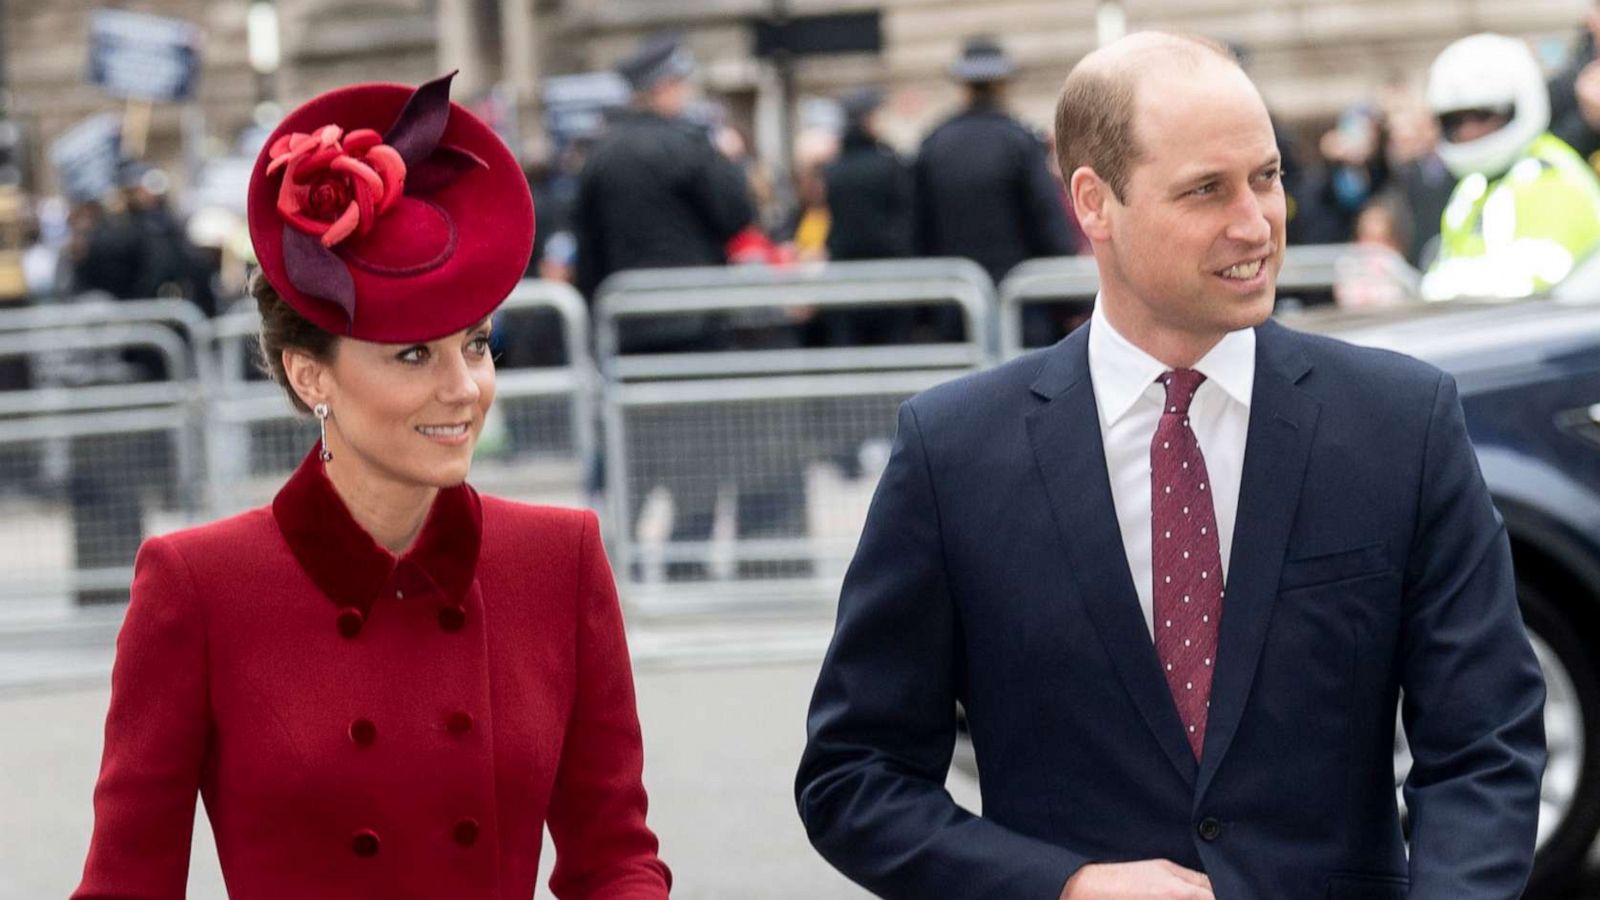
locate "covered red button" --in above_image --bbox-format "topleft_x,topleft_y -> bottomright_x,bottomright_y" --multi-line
351,829 -> 380,857
453,818 -> 480,847
446,711 -> 473,736
438,604 -> 466,632
336,607 -> 365,639
349,718 -> 376,746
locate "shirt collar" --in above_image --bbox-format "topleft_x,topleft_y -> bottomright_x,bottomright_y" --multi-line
272,444 -> 482,613
1088,298 -> 1256,427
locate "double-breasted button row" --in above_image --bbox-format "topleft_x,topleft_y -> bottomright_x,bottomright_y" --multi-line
345,713 -> 473,747
348,821 -> 481,857
334,603 -> 469,638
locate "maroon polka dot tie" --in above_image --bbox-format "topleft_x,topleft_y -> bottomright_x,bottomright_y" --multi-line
1152,369 -> 1223,760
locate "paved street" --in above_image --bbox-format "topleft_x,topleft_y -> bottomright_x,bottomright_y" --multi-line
0,617 -> 980,900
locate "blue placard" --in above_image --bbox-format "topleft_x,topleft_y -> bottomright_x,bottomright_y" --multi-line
88,9 -> 202,103
50,114 -> 123,203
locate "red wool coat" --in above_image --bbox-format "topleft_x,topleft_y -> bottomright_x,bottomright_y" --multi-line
73,449 -> 671,899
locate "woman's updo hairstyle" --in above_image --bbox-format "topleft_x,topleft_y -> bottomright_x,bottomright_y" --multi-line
251,269 -> 338,415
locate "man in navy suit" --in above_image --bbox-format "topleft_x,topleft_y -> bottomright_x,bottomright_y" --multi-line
796,32 -> 1546,900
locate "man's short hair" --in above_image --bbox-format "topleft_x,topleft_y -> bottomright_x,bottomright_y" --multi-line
1053,33 -> 1239,202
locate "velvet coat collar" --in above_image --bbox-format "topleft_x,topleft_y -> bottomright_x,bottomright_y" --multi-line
271,444 -> 483,614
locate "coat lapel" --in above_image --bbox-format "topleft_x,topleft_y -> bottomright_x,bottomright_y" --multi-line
1024,326 -> 1198,786
1195,320 -> 1319,801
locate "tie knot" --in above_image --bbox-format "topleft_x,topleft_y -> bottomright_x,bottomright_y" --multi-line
1159,369 -> 1206,415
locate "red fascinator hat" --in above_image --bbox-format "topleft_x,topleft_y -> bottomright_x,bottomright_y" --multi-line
247,73 -> 535,343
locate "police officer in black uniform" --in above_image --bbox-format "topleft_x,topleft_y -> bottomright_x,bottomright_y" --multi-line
574,32 -> 754,337
578,35 -> 788,580
819,87 -> 916,347
914,36 -> 1073,339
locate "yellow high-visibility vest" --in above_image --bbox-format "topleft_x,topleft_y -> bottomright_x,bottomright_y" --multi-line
1423,132 -> 1600,300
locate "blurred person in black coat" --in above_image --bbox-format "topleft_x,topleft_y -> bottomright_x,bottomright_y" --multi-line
574,33 -> 754,327
914,36 -> 1073,340
819,87 -> 916,347
827,88 -> 914,263
1550,5 -> 1600,162
578,34 -> 808,580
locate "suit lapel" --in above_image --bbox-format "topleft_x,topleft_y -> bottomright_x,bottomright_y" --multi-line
1195,320 -> 1319,801
1025,326 -> 1198,786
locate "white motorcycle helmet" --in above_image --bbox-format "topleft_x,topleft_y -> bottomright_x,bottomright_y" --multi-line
1426,33 -> 1550,178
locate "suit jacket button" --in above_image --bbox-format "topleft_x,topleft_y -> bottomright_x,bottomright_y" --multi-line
453,817 -> 480,847
446,711 -> 474,736
336,608 -> 365,639
351,829 -> 380,857
1197,817 -> 1222,841
349,718 -> 377,747
438,604 -> 467,632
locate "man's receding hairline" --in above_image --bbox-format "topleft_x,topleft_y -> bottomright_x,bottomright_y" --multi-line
1069,33 -> 1246,188
1073,33 -> 1243,122
1076,31 -> 1238,81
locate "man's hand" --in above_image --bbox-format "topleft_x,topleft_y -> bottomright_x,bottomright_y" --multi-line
1059,860 -> 1214,900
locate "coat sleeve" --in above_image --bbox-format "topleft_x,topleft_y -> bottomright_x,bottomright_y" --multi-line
546,510 -> 671,899
573,161 -> 607,303
687,141 -> 755,248
1400,372 -> 1547,900
1016,134 -> 1074,259
73,536 -> 210,900
911,148 -> 937,257
795,402 -> 1087,899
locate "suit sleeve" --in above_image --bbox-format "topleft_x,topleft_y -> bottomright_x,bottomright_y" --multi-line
73,537 -> 210,900
796,402 -> 1087,900
547,510 -> 672,899
1399,372 -> 1547,900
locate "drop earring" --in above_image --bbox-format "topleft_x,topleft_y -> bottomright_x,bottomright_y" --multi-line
313,403 -> 332,462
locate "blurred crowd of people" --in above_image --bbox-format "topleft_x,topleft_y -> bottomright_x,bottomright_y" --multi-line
17,159 -> 228,319
12,8 -> 1600,336
12,10 -> 1600,595
528,8 -> 1600,328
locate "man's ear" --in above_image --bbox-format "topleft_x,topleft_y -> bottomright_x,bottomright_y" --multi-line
282,348 -> 331,412
1070,167 -> 1115,244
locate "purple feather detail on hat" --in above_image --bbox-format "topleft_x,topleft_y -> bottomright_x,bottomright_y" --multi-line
407,144 -> 489,195
385,71 -> 456,170
282,224 -> 357,332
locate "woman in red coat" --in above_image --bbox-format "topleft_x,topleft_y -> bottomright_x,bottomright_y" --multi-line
72,75 -> 671,900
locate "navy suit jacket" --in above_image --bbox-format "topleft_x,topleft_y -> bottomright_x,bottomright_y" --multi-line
797,319 -> 1546,899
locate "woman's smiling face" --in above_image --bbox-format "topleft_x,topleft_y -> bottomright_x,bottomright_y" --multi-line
287,318 -> 497,489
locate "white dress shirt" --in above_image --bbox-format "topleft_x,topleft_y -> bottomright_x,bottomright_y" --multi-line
1086,301 -> 1256,638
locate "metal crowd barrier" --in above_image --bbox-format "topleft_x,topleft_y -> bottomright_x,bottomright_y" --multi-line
594,259 -> 995,616
202,279 -> 598,518
0,313 -> 205,616
996,244 -> 1421,359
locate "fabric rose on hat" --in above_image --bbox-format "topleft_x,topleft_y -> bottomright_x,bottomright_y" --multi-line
268,125 -> 406,248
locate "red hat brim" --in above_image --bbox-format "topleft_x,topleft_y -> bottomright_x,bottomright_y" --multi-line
247,79 -> 535,344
